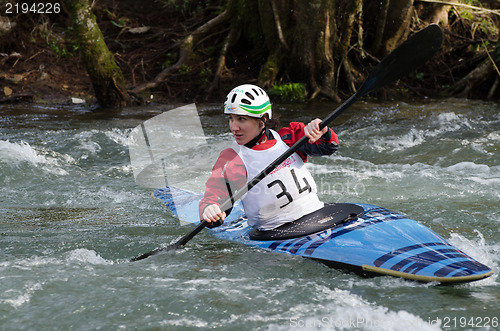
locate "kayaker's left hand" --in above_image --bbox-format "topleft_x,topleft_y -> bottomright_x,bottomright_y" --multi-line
202,204 -> 226,223
304,118 -> 328,143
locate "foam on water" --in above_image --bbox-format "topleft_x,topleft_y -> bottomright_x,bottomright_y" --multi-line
446,161 -> 491,174
73,128 -> 131,156
447,231 -> 499,286
66,248 -> 114,265
435,111 -> 472,132
268,286 -> 440,331
0,282 -> 43,309
0,249 -> 113,310
105,128 -> 132,147
342,109 -> 497,169
0,126 -> 144,209
373,128 -> 427,152
0,140 -> 71,175
314,151 -> 499,203
58,185 -> 145,207
0,140 -> 44,164
445,162 -> 500,187
2,249 -> 112,269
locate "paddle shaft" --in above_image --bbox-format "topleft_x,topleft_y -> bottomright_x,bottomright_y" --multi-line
130,24 -> 443,262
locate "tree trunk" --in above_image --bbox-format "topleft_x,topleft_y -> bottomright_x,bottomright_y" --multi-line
289,0 -> 341,102
65,0 -> 129,108
371,0 -> 390,56
257,0 -> 291,88
416,0 -> 457,26
339,0 -> 363,93
378,0 -> 414,57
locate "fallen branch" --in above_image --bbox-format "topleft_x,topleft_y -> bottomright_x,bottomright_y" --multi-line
130,6 -> 232,94
445,55 -> 492,97
487,76 -> 499,99
206,27 -> 235,98
415,0 -> 500,16
483,42 -> 500,99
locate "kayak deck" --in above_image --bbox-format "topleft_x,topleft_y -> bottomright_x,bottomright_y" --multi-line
154,186 -> 493,283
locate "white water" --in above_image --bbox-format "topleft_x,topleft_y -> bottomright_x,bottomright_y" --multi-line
1,101 -> 499,330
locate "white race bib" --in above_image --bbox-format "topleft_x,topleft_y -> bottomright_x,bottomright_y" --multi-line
234,130 -> 324,230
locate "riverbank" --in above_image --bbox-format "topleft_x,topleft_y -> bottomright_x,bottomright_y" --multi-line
1,1 -> 499,106
1,49 -> 93,104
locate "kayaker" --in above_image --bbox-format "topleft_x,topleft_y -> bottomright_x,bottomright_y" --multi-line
199,84 -> 339,231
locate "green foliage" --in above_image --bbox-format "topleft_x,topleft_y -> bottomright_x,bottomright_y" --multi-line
199,67 -> 213,87
450,1 -> 498,39
27,18 -> 79,57
162,53 -> 176,70
110,19 -> 126,29
179,64 -> 192,74
269,83 -> 307,103
48,29 -> 79,58
409,71 -> 425,81
50,41 -> 78,57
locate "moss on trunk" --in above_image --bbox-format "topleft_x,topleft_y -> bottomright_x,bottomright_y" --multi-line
65,0 -> 129,108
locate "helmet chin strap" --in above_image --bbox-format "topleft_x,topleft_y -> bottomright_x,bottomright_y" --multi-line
244,118 -> 272,148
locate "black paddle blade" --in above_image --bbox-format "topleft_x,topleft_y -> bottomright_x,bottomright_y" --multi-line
130,245 -> 174,261
130,220 -> 207,261
358,24 -> 443,97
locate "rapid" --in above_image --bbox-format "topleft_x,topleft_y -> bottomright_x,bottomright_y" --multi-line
1,100 -> 498,330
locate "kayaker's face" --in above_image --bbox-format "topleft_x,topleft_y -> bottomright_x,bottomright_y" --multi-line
228,114 -> 264,145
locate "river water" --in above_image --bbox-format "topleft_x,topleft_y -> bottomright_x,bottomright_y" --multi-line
0,100 -> 498,330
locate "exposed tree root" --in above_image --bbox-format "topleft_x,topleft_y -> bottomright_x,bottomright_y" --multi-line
206,27 -> 235,99
487,76 -> 499,99
270,0 -> 289,50
445,56 -> 493,97
130,6 -> 232,95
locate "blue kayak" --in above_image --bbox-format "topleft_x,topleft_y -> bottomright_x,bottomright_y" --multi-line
153,186 -> 492,284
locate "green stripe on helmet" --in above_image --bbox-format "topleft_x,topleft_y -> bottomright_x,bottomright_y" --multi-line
239,100 -> 271,115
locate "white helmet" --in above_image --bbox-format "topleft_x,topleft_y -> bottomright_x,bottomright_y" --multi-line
224,84 -> 272,119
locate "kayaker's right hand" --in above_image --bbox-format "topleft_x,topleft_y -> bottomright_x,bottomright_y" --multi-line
304,118 -> 328,144
202,204 -> 226,226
